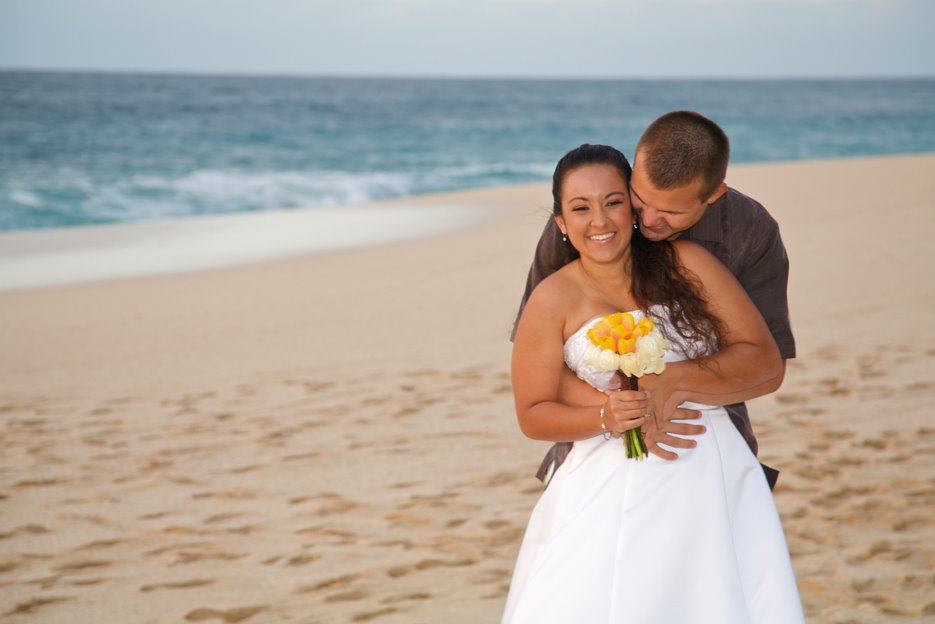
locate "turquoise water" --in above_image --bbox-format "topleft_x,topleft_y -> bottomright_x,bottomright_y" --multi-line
1,71 -> 933,231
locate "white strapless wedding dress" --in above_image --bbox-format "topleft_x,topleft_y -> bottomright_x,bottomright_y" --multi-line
501,310 -> 804,624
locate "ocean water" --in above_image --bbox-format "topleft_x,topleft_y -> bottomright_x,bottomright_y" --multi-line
1,71 -> 933,232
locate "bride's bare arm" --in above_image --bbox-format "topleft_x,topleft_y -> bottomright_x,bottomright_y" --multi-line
643,241 -> 783,421
512,280 -> 648,442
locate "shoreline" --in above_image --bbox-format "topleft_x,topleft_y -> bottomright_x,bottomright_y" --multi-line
1,152 -> 929,292
0,184 -> 546,292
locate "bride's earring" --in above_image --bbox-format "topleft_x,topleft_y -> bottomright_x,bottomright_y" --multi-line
561,230 -> 568,242
633,222 -> 639,230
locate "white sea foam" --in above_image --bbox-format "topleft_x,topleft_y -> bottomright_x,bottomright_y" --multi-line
8,190 -> 43,207
10,164 -> 551,229
71,169 -> 420,222
0,201 -> 483,291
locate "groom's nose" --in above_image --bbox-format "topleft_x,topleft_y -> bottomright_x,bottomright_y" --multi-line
639,206 -> 660,228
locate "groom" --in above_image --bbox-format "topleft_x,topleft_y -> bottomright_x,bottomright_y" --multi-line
514,111 -> 795,489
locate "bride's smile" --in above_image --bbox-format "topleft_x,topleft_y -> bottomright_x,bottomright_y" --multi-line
586,231 -> 616,243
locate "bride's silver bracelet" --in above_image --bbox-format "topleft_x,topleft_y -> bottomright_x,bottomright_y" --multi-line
599,405 -> 612,440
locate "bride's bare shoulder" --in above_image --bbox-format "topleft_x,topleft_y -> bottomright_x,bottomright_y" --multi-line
523,262 -> 581,323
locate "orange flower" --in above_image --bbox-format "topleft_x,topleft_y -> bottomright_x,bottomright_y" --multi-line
635,317 -> 655,337
588,312 -> 651,354
586,320 -> 612,347
616,333 -> 637,354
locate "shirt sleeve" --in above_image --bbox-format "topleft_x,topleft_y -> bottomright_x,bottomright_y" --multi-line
510,217 -> 567,342
734,215 -> 796,359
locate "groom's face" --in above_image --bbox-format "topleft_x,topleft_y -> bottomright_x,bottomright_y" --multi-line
629,155 -> 711,242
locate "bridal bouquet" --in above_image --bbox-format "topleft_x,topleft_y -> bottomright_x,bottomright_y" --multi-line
584,312 -> 669,459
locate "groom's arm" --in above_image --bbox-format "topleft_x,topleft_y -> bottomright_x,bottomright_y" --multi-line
640,242 -> 784,426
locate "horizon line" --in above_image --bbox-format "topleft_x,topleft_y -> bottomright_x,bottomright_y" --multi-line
2,66 -> 934,82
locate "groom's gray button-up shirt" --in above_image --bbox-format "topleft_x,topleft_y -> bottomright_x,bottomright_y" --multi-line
513,187 -> 795,472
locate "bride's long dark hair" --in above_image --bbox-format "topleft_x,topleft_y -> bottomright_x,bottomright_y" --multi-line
552,144 -> 723,355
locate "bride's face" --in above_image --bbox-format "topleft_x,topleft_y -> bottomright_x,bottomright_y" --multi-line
554,164 -> 635,263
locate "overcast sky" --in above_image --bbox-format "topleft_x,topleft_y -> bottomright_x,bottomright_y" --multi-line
1,0 -> 932,78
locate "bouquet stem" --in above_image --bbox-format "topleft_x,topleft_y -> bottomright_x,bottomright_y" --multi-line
624,375 -> 648,460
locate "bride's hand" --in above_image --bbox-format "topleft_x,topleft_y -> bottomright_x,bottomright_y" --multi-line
603,389 -> 649,433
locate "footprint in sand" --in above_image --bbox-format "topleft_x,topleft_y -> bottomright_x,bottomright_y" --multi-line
69,577 -> 109,586
404,368 -> 440,378
52,559 -> 112,572
6,596 -> 74,616
192,487 -> 258,500
293,572 -> 360,594
0,524 -> 51,539
384,512 -> 432,526
203,512 -> 244,525
184,605 -> 268,622
352,607 -> 399,621
77,538 -> 124,550
295,525 -> 357,545
285,553 -> 321,566
325,588 -> 370,602
381,592 -> 432,603
283,378 -> 334,393
451,368 -> 484,381
170,547 -> 247,565
140,578 -> 215,592
412,557 -> 477,571
12,478 -> 68,488
282,451 -> 320,463
313,496 -> 360,516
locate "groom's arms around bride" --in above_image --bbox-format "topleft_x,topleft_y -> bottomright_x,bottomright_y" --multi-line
552,240 -> 788,449
518,186 -> 795,485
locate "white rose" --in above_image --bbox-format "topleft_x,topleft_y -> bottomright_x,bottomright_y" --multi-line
583,343 -> 602,368
594,349 -> 621,372
642,356 -> 666,375
618,352 -> 641,377
637,330 -> 668,361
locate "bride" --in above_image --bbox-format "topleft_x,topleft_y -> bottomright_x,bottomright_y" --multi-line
503,144 -> 804,623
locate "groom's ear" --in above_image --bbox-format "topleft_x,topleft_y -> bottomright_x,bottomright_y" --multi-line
704,181 -> 728,206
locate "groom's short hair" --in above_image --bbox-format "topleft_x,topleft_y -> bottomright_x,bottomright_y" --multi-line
636,111 -> 730,201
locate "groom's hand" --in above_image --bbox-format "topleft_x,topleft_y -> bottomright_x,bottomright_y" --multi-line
642,407 -> 705,461
637,366 -> 705,460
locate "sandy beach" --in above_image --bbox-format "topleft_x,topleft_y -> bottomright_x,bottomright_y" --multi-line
1,154 -> 933,623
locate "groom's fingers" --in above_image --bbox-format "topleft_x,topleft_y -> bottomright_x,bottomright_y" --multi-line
647,443 -> 678,461
654,433 -> 697,449
662,421 -> 706,436
653,407 -> 700,431
645,432 -> 700,460
666,407 -> 701,422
